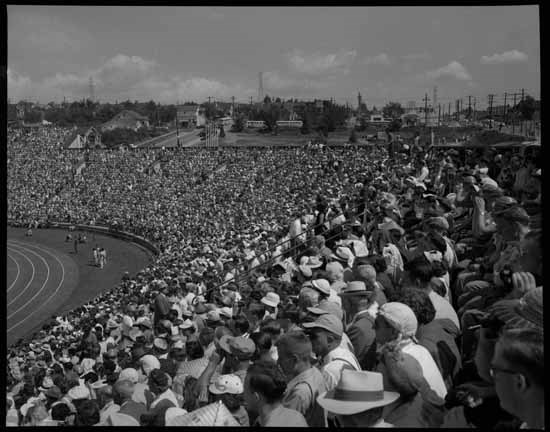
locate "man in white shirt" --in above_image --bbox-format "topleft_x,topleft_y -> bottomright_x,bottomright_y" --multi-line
303,314 -> 360,392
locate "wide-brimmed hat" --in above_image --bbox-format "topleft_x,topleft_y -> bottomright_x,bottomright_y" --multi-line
330,246 -> 355,267
311,279 -> 331,296
208,374 -> 244,395
79,358 -> 96,377
261,292 -> 280,308
38,376 -> 54,392
307,301 -> 343,321
206,310 -> 221,323
219,307 -> 233,319
317,370 -> 399,415
302,313 -> 343,337
153,337 -> 169,352
340,281 -> 371,297
218,336 -> 256,360
301,255 -> 324,269
178,319 -> 195,330
489,286 -> 542,330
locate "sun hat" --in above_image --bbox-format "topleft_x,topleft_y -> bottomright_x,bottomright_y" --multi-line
340,281 -> 371,296
172,339 -> 186,351
488,286 -> 542,330
206,310 -> 221,323
219,307 -> 233,319
140,355 -> 161,375
260,292 -> 280,308
330,246 -> 355,267
301,255 -> 323,269
218,336 -> 256,360
317,370 -> 400,415
136,317 -> 152,329
302,313 -> 343,337
118,368 -> 139,384
377,302 -> 418,339
68,385 -> 90,401
153,337 -> 169,352
90,379 -> 109,390
209,374 -> 244,395
307,301 -> 344,321
311,279 -> 331,296
178,319 -> 195,330
106,319 -> 119,330
128,328 -> 143,342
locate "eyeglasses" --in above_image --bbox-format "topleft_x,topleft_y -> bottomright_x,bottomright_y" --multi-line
489,364 -> 517,379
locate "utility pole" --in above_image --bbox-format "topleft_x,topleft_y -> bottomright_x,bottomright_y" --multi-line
468,96 -> 472,121
448,102 -> 451,121
460,99 -> 463,117
512,92 -> 518,135
520,89 -> 525,136
504,92 -> 508,124
488,94 -> 494,127
438,104 -> 441,126
231,96 -> 235,117
249,96 -> 253,105
176,100 -> 180,148
456,100 -> 460,121
423,93 -> 429,127
473,97 -> 477,122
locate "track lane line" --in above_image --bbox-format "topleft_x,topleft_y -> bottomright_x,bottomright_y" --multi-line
7,240 -> 66,333
6,242 -> 51,321
6,246 -> 36,306
7,253 -> 21,293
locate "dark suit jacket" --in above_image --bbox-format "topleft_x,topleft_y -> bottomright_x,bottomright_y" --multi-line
346,311 -> 377,370
118,400 -> 147,423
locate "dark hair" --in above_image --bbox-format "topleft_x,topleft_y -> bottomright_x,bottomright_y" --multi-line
51,403 -> 71,421
246,360 -> 287,403
76,400 -> 100,426
369,255 -> 388,273
219,392 -> 243,412
185,340 -> 204,360
405,255 -> 434,285
398,288 -> 436,325
498,328 -> 544,388
198,327 -> 215,348
232,315 -> 250,335
250,332 -> 272,359
260,319 -> 282,337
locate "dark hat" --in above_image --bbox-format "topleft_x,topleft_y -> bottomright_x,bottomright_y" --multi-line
219,336 -> 256,360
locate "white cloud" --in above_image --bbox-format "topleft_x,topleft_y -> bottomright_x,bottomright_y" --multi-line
363,53 -> 392,65
286,49 -> 357,76
480,50 -> 528,64
7,68 -> 33,101
425,61 -> 472,81
8,54 -> 255,103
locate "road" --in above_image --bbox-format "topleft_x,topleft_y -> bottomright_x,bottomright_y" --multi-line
142,129 -> 203,148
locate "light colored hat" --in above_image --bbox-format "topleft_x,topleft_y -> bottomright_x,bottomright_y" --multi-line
340,281 -> 371,296
311,279 -> 331,296
68,385 -> 90,401
330,246 -> 355,267
301,255 -> 323,269
219,307 -> 233,319
303,313 -> 343,337
219,336 -> 256,360
140,355 -> 161,376
178,319 -> 195,330
378,302 -> 418,338
129,328 -> 144,342
118,368 -> 139,384
317,370 -> 400,415
165,407 -> 189,426
261,292 -> 280,308
209,374 -> 244,395
153,337 -> 169,351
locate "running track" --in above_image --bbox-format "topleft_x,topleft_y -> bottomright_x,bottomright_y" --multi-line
6,228 -> 153,347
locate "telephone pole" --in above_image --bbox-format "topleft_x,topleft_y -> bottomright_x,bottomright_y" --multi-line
473,97 -> 477,122
448,102 -> 451,121
488,94 -> 494,127
423,93 -> 429,126
249,96 -> 253,105
468,96 -> 472,121
438,104 -> 441,126
459,99 -> 463,117
456,100 -> 460,121
512,92 -> 518,135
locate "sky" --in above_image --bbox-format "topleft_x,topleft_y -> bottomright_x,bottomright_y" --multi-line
8,6 -> 540,108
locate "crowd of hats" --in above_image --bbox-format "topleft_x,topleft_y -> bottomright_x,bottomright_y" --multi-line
6,126 -> 543,427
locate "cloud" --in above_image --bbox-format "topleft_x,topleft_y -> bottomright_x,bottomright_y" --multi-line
286,49 -> 357,76
7,68 -> 34,101
424,61 -> 472,81
8,54 -> 255,103
363,53 -> 392,65
480,50 -> 528,64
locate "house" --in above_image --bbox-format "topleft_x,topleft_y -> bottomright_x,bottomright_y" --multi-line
102,110 -> 150,132
177,104 -> 199,128
65,126 -> 103,150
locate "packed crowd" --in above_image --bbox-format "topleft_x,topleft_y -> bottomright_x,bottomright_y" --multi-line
6,126 -> 543,428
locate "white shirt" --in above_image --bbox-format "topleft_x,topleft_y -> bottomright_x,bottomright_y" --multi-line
400,342 -> 448,400
320,346 -> 361,391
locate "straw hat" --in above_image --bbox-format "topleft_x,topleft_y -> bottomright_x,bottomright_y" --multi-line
317,370 -> 399,415
208,374 -> 244,395
261,292 -> 280,308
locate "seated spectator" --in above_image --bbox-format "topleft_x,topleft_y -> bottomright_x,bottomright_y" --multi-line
243,360 -> 308,427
